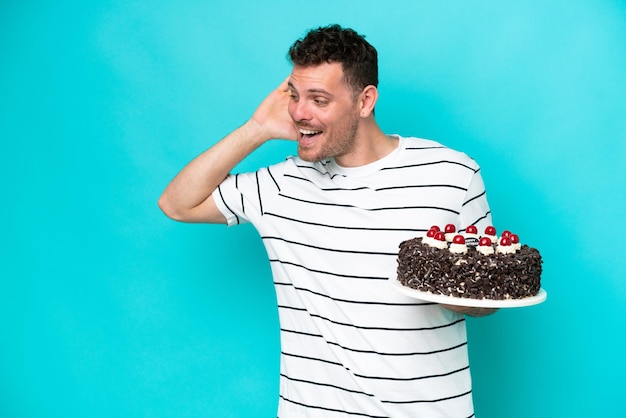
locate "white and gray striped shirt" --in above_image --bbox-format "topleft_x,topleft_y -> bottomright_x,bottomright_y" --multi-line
214,135 -> 492,417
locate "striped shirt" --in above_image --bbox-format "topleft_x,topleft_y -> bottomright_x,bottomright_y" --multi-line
213,135 -> 492,417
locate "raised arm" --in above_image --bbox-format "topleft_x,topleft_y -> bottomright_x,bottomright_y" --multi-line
158,78 -> 297,223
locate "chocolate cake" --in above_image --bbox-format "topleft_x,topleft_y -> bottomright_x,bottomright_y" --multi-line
396,225 -> 542,300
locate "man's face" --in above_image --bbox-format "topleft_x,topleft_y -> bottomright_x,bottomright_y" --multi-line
287,63 -> 361,163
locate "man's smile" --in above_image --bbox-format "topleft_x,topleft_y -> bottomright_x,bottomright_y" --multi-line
298,128 -> 323,145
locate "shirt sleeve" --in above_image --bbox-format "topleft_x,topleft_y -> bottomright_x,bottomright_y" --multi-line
211,172 -> 252,227
211,164 -> 284,227
459,166 -> 493,232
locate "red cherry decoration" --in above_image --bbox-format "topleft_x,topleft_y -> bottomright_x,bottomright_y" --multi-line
466,225 -> 478,234
452,234 -> 465,244
430,225 -> 441,232
484,226 -> 496,236
479,237 -> 492,246
434,231 -> 446,241
500,237 -> 511,246
510,234 -> 520,244
444,224 -> 456,233
426,229 -> 436,238
501,230 -> 512,239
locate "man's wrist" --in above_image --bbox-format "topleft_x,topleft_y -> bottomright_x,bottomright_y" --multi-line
240,119 -> 271,147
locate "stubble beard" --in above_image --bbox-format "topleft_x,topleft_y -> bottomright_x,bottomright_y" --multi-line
297,115 -> 360,163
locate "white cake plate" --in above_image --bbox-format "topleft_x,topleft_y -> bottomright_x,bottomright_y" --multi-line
388,276 -> 547,308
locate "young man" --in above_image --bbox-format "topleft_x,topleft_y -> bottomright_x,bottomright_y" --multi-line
160,24 -> 495,418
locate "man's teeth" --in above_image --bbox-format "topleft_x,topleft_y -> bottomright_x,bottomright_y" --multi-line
300,129 -> 322,135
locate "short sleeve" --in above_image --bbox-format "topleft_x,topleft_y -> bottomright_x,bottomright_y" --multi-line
211,163 -> 285,227
211,172 -> 256,226
459,167 -> 493,231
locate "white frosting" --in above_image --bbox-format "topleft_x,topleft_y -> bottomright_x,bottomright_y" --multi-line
477,245 -> 495,255
484,234 -> 498,243
449,243 -> 468,254
430,239 -> 448,250
512,243 -> 522,251
496,244 -> 516,255
444,233 -> 456,242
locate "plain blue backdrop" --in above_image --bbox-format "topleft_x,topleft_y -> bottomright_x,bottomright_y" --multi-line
2,1 -> 625,417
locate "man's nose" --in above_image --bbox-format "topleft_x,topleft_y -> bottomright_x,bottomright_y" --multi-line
290,100 -> 312,122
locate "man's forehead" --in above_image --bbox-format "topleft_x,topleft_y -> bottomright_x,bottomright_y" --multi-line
289,63 -> 346,91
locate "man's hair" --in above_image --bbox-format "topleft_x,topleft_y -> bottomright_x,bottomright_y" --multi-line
288,24 -> 378,96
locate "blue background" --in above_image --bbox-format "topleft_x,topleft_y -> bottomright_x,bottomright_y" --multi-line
2,1 -> 625,417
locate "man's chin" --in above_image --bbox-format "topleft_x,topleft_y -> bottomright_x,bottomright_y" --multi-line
297,147 -> 325,162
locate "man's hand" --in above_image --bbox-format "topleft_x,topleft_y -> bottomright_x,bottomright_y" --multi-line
251,77 -> 298,142
441,304 -> 499,317
159,77 -> 299,223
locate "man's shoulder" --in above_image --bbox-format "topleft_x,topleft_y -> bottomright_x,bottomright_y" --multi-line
398,135 -> 479,169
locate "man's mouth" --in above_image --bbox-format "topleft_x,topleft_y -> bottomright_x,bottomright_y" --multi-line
299,128 -> 323,144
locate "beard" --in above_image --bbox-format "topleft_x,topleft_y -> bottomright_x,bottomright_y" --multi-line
296,113 -> 360,163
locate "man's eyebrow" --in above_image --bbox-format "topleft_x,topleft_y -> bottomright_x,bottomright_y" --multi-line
287,81 -> 332,96
307,88 -> 333,96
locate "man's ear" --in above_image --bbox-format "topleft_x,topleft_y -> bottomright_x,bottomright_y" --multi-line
358,85 -> 378,117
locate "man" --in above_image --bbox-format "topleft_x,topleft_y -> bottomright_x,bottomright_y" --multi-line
160,24 -> 495,418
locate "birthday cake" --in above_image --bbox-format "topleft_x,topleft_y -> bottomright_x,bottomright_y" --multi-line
396,225 -> 542,300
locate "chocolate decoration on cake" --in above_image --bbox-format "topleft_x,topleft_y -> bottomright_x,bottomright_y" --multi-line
396,226 -> 543,300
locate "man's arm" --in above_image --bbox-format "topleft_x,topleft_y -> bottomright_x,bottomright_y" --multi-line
158,78 -> 296,223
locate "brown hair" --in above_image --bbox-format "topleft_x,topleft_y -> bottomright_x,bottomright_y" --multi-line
288,24 -> 378,96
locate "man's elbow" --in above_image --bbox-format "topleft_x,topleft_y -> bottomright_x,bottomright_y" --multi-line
158,194 -> 226,224
158,194 -> 185,222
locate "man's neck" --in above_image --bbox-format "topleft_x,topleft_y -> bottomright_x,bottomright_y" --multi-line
334,121 -> 398,168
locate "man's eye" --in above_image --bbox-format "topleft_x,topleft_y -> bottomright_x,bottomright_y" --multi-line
314,99 -> 328,106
